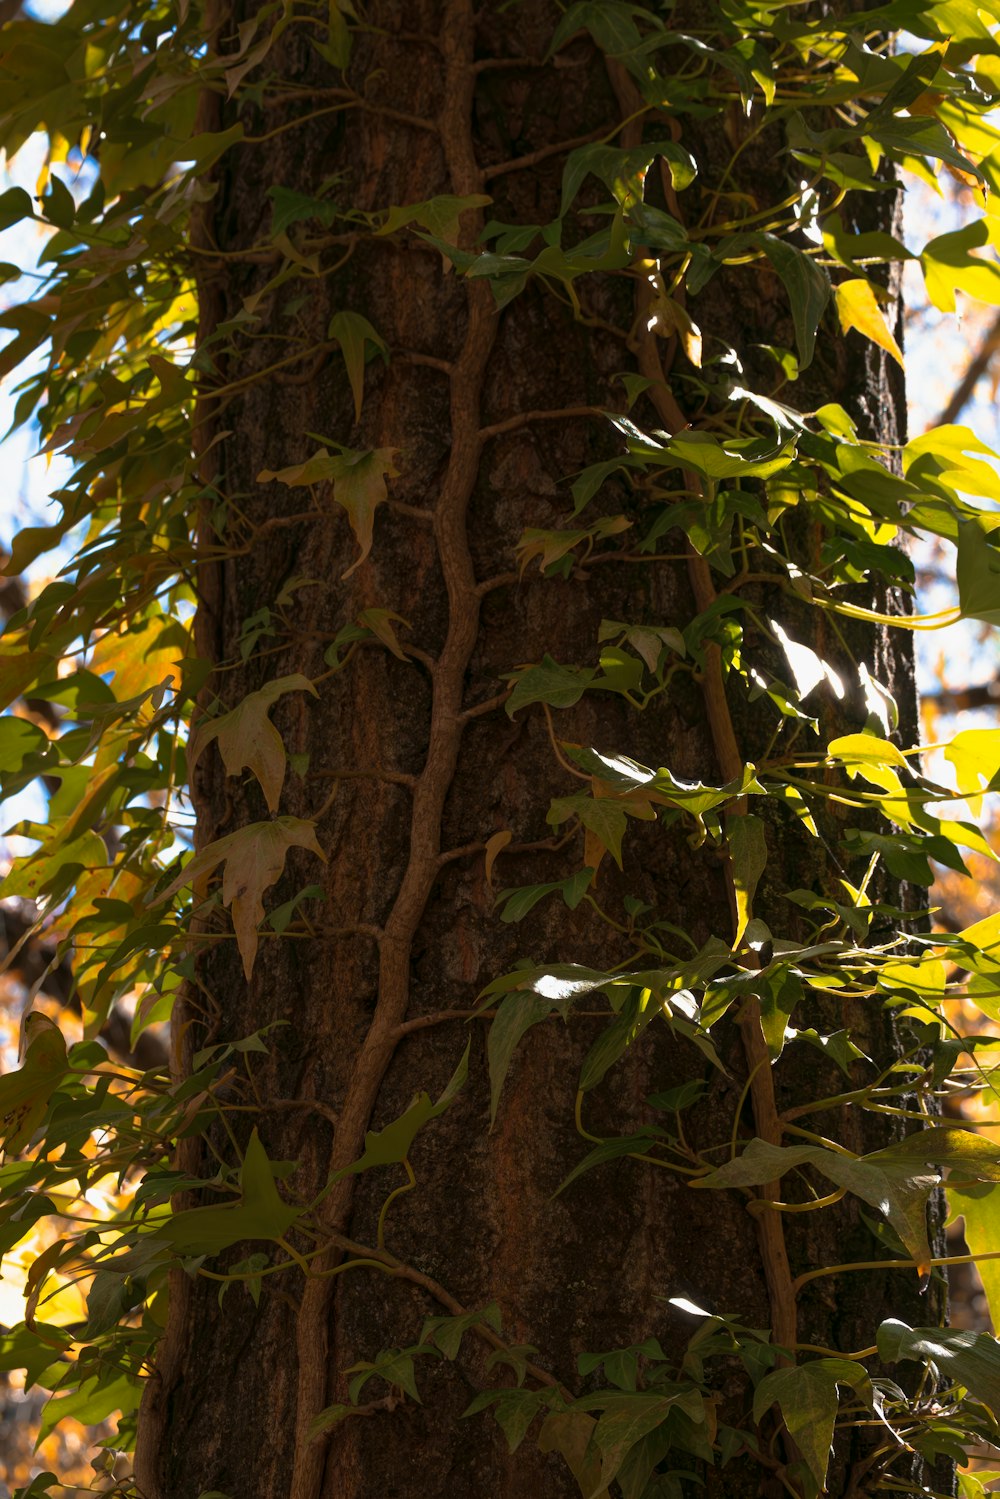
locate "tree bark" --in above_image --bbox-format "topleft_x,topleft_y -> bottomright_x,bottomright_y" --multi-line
134,6 -> 939,1498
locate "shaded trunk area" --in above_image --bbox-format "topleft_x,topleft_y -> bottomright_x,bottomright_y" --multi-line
134,5 -> 938,1498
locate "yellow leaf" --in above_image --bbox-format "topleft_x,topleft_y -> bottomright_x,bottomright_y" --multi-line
189,674 -> 317,813
157,817 -> 326,979
483,830 -> 512,889
0,1013 -> 69,1157
331,447 -> 399,577
834,277 -> 903,367
943,727 -> 1000,818
259,446 -> 399,576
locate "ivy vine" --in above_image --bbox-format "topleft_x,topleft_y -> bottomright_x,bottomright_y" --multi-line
4,1 -> 1000,1497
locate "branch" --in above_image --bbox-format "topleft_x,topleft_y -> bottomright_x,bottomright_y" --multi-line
930,304 -> 1000,429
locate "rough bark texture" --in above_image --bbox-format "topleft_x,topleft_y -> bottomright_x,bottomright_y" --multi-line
134,6 -> 940,1498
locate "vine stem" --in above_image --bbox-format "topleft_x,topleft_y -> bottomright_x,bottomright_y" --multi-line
605,60 -> 798,1363
289,7 -> 497,1497
792,1246 -> 1000,1295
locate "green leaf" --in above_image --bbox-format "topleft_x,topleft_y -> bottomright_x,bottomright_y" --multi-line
578,991 -> 655,1092
83,1268 -> 132,1340
420,1302 -> 501,1360
753,1360 -> 871,1492
505,655 -> 597,715
957,518 -> 1000,626
560,141 -> 696,218
549,0 -> 651,64
307,1403 -> 351,1442
464,1387 -> 551,1452
556,1132 -> 664,1196
346,1344 -> 439,1404
549,792 -> 630,870
877,1321 -> 1000,1418
821,212 -> 913,269
268,185 -> 338,237
495,879 -> 565,922
162,1128 -> 302,1254
728,814 -> 767,946
347,1044 -> 469,1169
39,1372 -> 138,1446
0,185 -> 33,232
754,233 -> 831,370
950,1181 -> 1000,1330
691,1129 -> 1000,1274
589,1391 -> 702,1493
0,648 -> 53,712
327,311 -> 388,423
652,426 -> 795,481
40,173 -> 75,229
377,194 -> 492,244
487,992 -> 555,1123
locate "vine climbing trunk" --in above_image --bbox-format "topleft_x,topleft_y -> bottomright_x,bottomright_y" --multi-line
134,5 -> 939,1499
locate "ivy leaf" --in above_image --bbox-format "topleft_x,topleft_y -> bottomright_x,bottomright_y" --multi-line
957,518 -> 1000,626
869,1125 -> 1000,1179
268,185 -> 338,237
0,648 -> 53,712
771,619 -> 845,703
189,675 -> 317,813
950,1181 -> 1000,1328
0,186 -> 33,232
754,1360 -> 871,1492
548,790 -> 630,871
505,655 -> 597,715
537,1409 -> 609,1499
698,1128 -> 1000,1276
162,1128 -> 302,1254
0,1014 -> 69,1157
877,1321 -> 1000,1418
548,0 -> 651,63
835,277 -> 903,367
921,220 -> 1000,313
943,728 -> 1000,818
465,1388 -> 551,1452
588,1391 -> 704,1493
259,446 -> 399,576
307,1403 -> 351,1442
487,992 -> 556,1123
420,1303 -> 502,1360
727,813 -> 767,946
578,991 -> 655,1091
556,1132 -> 664,1197
329,447 -> 398,575
345,1044 -> 469,1171
560,141 -> 695,217
376,194 -> 492,244
825,732 -> 909,773
157,818 -> 326,979
754,233 -> 831,370
327,311 -> 388,423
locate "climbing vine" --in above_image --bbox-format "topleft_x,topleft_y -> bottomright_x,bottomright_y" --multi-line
6,1 -> 1000,1497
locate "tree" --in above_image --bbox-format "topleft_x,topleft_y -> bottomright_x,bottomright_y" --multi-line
6,4 -> 1000,1499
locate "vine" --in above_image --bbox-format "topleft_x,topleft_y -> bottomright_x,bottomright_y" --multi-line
3,2 -> 1000,1498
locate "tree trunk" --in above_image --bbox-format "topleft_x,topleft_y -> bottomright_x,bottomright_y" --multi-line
134,5 -> 937,1497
